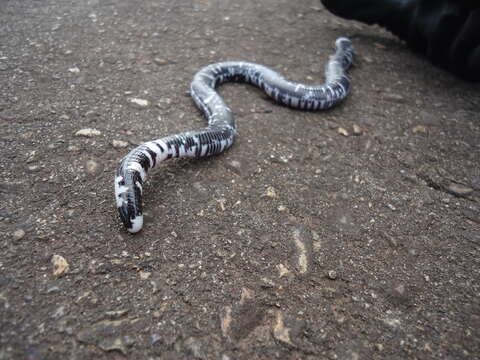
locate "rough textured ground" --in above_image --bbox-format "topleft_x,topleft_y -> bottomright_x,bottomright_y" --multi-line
1,0 -> 479,359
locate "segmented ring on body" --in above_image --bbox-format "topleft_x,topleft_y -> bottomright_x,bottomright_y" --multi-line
115,37 -> 354,233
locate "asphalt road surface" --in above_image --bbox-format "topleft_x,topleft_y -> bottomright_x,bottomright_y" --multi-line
1,0 -> 479,359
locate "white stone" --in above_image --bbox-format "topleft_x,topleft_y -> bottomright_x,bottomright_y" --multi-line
112,140 -> 129,148
75,128 -> 102,137
129,98 -> 149,107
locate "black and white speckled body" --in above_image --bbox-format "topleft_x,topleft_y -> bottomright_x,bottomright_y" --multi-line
115,37 -> 354,233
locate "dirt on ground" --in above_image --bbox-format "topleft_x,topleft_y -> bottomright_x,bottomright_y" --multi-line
1,0 -> 479,359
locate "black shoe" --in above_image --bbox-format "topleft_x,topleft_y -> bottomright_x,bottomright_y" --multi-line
321,0 -> 480,81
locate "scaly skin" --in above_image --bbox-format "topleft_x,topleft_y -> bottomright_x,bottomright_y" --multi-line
115,37 -> 354,233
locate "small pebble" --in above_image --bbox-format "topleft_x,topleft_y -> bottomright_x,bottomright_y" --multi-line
112,140 -> 129,148
105,309 -> 129,319
327,270 -> 337,280
412,125 -> 427,134
26,150 -> 37,163
68,67 -> 80,73
67,145 -> 80,152
352,124 -> 363,135
277,264 -> 290,277
225,160 -> 242,175
75,128 -> 102,137
272,311 -> 293,345
139,271 -> 151,280
151,333 -> 162,345
264,186 -> 277,198
337,127 -> 349,136
447,183 -> 474,197
129,98 -> 149,107
156,98 -> 172,110
261,277 -> 275,288
51,305 -> 66,319
48,143 -> 61,150
12,229 -> 26,241
153,58 -> 171,66
47,286 -> 61,294
85,160 -> 100,174
51,255 -> 70,278
384,93 -> 405,103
